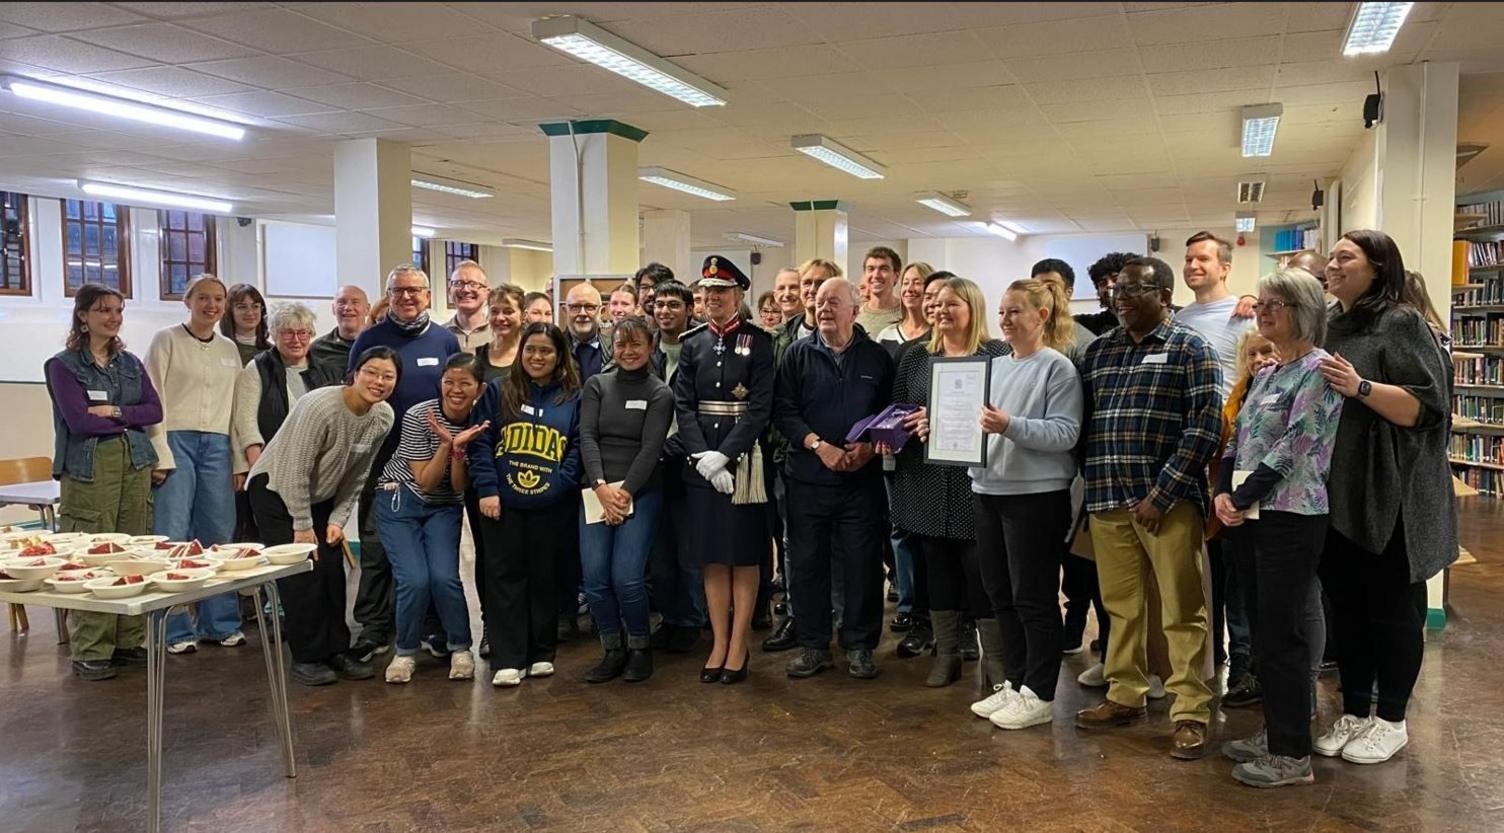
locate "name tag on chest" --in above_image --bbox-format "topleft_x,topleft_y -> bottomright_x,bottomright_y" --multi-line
352,442 -> 371,453
521,404 -> 537,416
625,400 -> 647,411
1260,394 -> 1281,406
219,357 -> 240,368
87,389 -> 109,402
416,357 -> 439,367
1139,353 -> 1168,365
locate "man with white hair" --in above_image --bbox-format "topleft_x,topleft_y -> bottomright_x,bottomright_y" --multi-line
444,260 -> 491,353
565,282 -> 613,381
774,278 -> 894,680
310,285 -> 370,373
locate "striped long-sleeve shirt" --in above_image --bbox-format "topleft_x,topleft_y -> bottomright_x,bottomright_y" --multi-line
1080,320 -> 1223,517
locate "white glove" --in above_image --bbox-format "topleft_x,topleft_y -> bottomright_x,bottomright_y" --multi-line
710,469 -> 735,495
693,450 -> 731,481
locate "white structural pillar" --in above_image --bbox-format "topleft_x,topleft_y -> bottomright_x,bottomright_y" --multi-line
541,119 -> 646,278
1373,62 -> 1460,629
333,138 -> 413,301
642,209 -> 692,284
792,200 -> 849,269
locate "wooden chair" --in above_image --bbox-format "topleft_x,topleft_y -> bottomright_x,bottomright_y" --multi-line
0,456 -> 57,637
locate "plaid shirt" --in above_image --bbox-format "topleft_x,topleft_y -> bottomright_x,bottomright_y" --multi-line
1080,319 -> 1223,516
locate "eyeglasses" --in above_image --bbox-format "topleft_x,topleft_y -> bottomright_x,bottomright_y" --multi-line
1252,300 -> 1292,314
389,286 -> 427,298
566,303 -> 600,313
277,329 -> 313,341
449,280 -> 487,291
1111,283 -> 1160,298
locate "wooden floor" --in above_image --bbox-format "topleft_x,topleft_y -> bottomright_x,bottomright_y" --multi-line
5,498 -> 1504,833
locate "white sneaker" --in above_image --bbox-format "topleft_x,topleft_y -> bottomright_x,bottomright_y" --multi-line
166,640 -> 197,655
989,685 -> 1053,730
1341,717 -> 1407,764
385,655 -> 415,684
449,650 -> 475,681
528,661 -> 555,678
970,682 -> 1017,718
1147,674 -> 1166,700
217,631 -> 245,647
1077,662 -> 1106,687
491,667 -> 526,687
1314,714 -> 1372,757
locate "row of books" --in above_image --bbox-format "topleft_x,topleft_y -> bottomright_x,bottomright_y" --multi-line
1454,466 -> 1504,497
1453,317 -> 1504,347
1459,200 -> 1504,227
1454,394 -> 1504,424
1455,274 -> 1504,306
1271,226 -> 1320,252
1450,434 -> 1504,465
1467,240 -> 1503,268
1455,355 -> 1504,386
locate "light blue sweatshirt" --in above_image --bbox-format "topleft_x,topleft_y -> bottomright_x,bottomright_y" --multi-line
969,347 -> 1084,496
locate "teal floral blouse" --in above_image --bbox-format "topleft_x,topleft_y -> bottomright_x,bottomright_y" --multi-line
1223,349 -> 1345,515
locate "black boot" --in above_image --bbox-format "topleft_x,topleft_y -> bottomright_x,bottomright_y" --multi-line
622,635 -> 653,682
584,632 -> 628,683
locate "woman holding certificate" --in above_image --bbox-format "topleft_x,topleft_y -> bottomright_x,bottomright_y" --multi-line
967,278 -> 1083,730
885,277 -> 1008,688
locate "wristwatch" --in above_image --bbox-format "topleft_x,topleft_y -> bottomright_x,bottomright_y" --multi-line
1357,379 -> 1373,398
809,438 -> 823,452
111,405 -> 122,420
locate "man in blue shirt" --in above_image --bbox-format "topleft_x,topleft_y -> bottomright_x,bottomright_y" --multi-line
348,264 -> 461,661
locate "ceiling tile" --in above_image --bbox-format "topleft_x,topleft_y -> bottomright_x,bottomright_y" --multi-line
288,46 -> 457,82
1128,2 -> 1288,44
271,110 -> 413,134
290,2 -> 498,42
1146,65 -> 1278,96
974,14 -> 1132,59
841,31 -> 991,70
0,21 -> 39,40
456,96 -> 584,123
1005,49 -> 1139,83
377,72 -> 527,103
179,8 -> 371,54
1026,75 -> 1149,104
85,66 -> 257,98
0,34 -> 157,73
403,33 -> 571,77
606,7 -> 821,55
1040,97 -> 1150,124
279,82 -> 428,111
109,2 -> 275,17
675,46 -> 859,83
190,90 -> 339,118
1280,29 -> 1345,61
1137,37 -> 1284,74
70,22 -> 260,63
0,3 -> 147,32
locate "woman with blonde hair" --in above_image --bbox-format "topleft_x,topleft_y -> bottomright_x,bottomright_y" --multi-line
967,277 -> 1083,728
881,277 -> 1009,687
876,262 -> 935,351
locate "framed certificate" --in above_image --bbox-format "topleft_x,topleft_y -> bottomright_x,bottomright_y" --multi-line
923,356 -> 991,467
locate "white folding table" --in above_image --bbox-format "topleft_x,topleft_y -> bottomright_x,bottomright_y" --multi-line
0,478 -> 61,531
0,561 -> 311,833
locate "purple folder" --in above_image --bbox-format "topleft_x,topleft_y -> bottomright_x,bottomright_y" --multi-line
845,403 -> 922,452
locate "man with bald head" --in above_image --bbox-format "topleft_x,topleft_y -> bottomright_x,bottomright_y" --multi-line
774,278 -> 894,679
310,284 -> 370,373
1287,251 -> 1328,290
565,282 -> 612,382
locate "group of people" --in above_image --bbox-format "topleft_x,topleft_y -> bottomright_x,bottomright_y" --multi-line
42,226 -> 1455,788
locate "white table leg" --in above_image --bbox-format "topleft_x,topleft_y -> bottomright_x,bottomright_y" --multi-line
144,608 -> 169,833
253,583 -> 296,777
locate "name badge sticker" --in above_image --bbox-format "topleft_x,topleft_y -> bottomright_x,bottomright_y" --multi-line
87,390 -> 109,402
521,404 -> 537,416
625,400 -> 647,411
1140,353 -> 1168,365
1260,394 -> 1281,406
220,357 -> 241,368
352,442 -> 371,453
416,357 -> 440,367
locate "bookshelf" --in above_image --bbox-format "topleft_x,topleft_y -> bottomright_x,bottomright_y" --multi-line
1452,197 -> 1504,496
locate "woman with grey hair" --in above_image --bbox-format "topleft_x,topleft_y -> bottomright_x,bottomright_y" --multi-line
232,301 -> 344,537
1212,268 -> 1344,788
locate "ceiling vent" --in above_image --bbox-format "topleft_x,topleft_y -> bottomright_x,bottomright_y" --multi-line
1237,180 -> 1266,204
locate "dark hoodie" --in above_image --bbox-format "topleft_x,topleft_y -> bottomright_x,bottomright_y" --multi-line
468,377 -> 581,509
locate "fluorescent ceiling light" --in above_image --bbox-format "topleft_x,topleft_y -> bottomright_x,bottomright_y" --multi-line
1241,104 -> 1282,158
638,166 -> 736,201
727,232 -> 783,248
1235,212 -> 1256,233
1344,2 -> 1414,56
502,238 -> 553,252
78,180 -> 232,213
1237,179 -> 1266,203
532,16 -> 727,107
2,75 -> 245,140
982,221 -> 1019,241
791,135 -> 886,180
915,192 -> 971,217
411,174 -> 494,200
411,226 -> 436,238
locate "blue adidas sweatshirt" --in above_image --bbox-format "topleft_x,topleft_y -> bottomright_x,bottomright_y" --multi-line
467,377 -> 581,509
347,318 -> 461,421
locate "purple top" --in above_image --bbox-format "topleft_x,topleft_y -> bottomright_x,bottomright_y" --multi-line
45,356 -> 163,438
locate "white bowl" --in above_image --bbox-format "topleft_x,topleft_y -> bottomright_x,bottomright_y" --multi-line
41,532 -> 88,548
0,574 -> 44,592
79,542 -> 132,562
209,542 -> 263,556
146,568 -> 215,592
46,570 -> 106,593
169,556 -> 223,573
86,532 -> 131,545
85,574 -> 150,599
217,551 -> 267,572
262,543 -> 317,565
1,530 -> 42,549
0,556 -> 65,580
126,534 -> 169,546
104,557 -> 169,577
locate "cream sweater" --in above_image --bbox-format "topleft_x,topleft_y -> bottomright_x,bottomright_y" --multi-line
144,324 -> 246,471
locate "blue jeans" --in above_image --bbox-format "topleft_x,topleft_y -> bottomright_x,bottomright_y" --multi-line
886,475 -> 917,613
154,431 -> 240,643
579,488 -> 661,638
653,488 -> 705,627
375,484 -> 470,657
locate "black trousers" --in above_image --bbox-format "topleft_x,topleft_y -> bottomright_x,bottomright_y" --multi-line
787,476 -> 886,651
974,490 -> 1071,701
481,500 -> 573,669
555,492 -> 584,618
247,475 -> 346,664
1249,511 -> 1326,758
1319,519 -> 1427,723
1229,527 -> 1327,678
920,535 -> 986,617
1061,553 -> 1107,652
352,429 -> 400,645
1208,537 -> 1229,667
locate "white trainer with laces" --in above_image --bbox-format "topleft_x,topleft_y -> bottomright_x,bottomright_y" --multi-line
385,655 -> 416,684
449,650 -> 475,681
1341,717 -> 1407,764
491,667 -> 527,687
528,661 -> 555,678
217,631 -> 246,647
1314,714 -> 1373,757
166,640 -> 197,655
989,685 -> 1053,730
970,682 -> 1017,718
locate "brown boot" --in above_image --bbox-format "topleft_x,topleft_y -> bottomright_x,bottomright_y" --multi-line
1074,699 -> 1146,731
1171,720 -> 1209,760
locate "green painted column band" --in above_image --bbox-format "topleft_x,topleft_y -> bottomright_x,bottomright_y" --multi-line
789,200 -> 847,212
538,120 -> 649,142
1426,607 -> 1446,630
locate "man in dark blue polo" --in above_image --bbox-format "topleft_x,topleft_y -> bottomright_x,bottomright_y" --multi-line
774,277 -> 894,680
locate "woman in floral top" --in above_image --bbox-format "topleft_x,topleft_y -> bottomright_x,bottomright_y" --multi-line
1213,268 -> 1343,789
